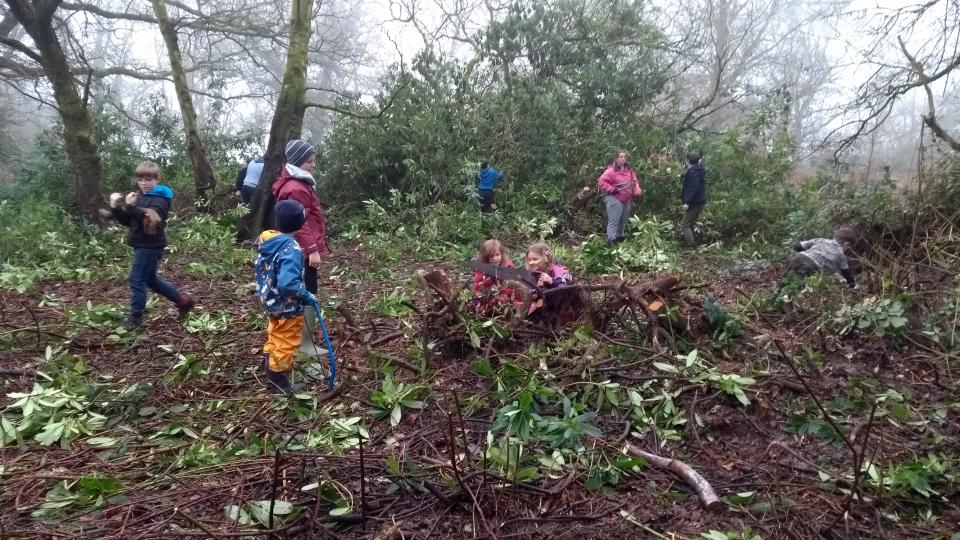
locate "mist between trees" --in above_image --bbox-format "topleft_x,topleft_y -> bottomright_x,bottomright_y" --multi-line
0,0 -> 958,227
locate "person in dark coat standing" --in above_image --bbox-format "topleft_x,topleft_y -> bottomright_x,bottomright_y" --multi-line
680,150 -> 707,246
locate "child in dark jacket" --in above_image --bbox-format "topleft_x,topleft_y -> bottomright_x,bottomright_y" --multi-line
110,161 -> 194,331
787,227 -> 858,288
680,150 -> 706,246
255,200 -> 318,394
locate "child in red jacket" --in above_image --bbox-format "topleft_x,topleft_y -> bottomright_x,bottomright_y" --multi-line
472,239 -> 520,315
273,139 -> 329,353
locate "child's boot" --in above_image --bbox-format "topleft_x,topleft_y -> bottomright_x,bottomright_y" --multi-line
177,296 -> 196,320
262,356 -> 304,395
123,313 -> 143,331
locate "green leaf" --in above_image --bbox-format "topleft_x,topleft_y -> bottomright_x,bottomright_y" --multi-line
87,437 -> 118,448
248,500 -> 293,527
35,421 -> 65,446
329,505 -> 351,516
472,360 -> 494,377
468,328 -> 481,349
390,404 -> 402,427
224,504 -> 252,525
652,362 -> 679,373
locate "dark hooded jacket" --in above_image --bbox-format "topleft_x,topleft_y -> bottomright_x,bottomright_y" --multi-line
111,184 -> 174,248
681,163 -> 707,206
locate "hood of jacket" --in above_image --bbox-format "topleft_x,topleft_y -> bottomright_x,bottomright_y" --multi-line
284,163 -> 315,185
272,164 -> 316,198
256,230 -> 298,258
145,184 -> 174,199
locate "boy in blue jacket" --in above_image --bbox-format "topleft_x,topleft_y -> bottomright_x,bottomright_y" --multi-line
110,161 -> 195,331
477,161 -> 505,213
254,200 -> 317,394
680,150 -> 707,246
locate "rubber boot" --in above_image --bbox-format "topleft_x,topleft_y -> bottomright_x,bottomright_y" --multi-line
299,309 -> 327,356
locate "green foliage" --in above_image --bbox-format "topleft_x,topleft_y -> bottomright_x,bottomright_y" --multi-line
700,528 -> 763,540
0,198 -> 126,291
575,217 -> 677,274
703,298 -> 744,343
368,289 -> 414,317
920,283 -> 960,352
2,382 -> 107,449
166,353 -> 206,383
483,0 -> 667,121
627,387 -> 687,444
537,396 -> 602,450
834,296 -> 910,339
369,374 -> 427,427
785,414 -> 848,447
224,499 -> 301,528
67,302 -> 125,328
31,475 -> 126,519
863,454 -> 955,501
583,457 -> 645,496
182,311 -> 231,334
767,271 -> 839,312
653,350 -> 756,406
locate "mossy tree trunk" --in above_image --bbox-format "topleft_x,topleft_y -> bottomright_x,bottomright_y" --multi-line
151,0 -> 216,211
5,0 -> 103,222
236,0 -> 313,242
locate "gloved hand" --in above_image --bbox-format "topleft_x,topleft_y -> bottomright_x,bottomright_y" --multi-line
303,292 -> 317,306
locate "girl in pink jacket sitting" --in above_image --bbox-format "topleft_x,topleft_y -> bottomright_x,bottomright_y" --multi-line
525,243 -> 577,323
597,150 -> 642,244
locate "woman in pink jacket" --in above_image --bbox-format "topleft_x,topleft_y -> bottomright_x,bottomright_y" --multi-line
597,150 -> 642,244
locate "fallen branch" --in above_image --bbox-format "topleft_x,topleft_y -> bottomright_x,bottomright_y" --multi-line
624,442 -> 720,510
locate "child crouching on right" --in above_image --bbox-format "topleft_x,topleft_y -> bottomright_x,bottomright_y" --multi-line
787,227 -> 858,288
255,200 -> 317,394
525,242 -> 577,322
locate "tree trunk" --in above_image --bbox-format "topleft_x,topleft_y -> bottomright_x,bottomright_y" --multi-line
151,0 -> 216,211
237,0 -> 313,242
5,0 -> 103,222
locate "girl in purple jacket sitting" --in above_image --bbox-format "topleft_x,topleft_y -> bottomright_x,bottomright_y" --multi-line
525,243 -> 577,323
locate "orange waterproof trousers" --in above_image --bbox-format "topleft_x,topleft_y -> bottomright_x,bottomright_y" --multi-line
263,316 -> 304,372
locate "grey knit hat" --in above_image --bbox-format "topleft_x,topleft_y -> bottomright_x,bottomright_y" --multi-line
285,140 -> 316,167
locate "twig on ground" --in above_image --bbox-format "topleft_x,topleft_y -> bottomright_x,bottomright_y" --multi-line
623,442 -> 720,510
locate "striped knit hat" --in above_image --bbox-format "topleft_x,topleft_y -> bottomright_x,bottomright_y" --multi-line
285,140 -> 316,167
